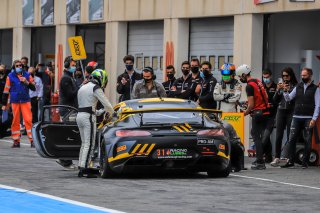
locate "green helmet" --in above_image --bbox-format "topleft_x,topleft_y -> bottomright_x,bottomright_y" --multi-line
95,69 -> 108,88
90,70 -> 102,86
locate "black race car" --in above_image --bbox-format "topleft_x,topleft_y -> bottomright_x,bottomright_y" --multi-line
32,98 -> 244,178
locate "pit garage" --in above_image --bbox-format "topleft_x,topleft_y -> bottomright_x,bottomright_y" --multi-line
0,29 -> 13,68
189,17 -> 234,80
76,24 -> 106,68
128,21 -> 164,82
31,27 -> 56,66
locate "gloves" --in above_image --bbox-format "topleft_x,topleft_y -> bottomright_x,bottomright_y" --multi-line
96,109 -> 105,116
223,93 -> 234,101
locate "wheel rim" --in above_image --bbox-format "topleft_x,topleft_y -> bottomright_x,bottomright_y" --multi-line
309,152 -> 317,163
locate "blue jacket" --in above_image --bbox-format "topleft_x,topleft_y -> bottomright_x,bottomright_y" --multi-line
8,71 -> 31,103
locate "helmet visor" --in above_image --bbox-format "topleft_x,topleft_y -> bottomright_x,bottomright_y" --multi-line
221,69 -> 232,75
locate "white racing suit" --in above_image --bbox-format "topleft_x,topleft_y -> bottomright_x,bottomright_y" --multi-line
76,81 -> 114,169
213,79 -> 242,112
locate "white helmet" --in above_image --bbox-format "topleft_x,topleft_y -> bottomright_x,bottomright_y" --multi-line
236,64 -> 251,76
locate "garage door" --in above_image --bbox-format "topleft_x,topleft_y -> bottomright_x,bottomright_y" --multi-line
189,17 -> 234,80
128,21 -> 164,82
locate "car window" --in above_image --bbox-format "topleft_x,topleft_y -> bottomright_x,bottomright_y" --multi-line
42,106 -> 78,124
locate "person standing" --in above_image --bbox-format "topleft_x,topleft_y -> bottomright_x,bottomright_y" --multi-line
196,61 -> 217,109
1,60 -> 35,147
77,71 -> 114,178
271,67 -> 298,167
281,68 -> 320,169
162,65 -> 176,95
116,55 -> 142,102
56,56 -> 79,170
131,67 -> 166,99
21,56 -> 29,72
261,69 -> 278,163
168,61 -> 194,100
214,63 -> 242,112
28,67 -> 43,123
0,64 -> 10,138
236,64 -> 270,170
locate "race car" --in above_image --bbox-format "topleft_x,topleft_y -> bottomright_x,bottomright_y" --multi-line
32,98 -> 244,178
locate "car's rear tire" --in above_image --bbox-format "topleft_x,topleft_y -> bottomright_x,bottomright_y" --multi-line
99,142 -> 115,178
207,162 -> 230,178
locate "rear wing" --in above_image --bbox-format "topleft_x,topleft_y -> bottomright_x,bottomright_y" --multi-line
119,108 -> 222,127
120,108 -> 222,115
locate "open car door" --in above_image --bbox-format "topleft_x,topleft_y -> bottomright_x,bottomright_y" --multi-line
32,105 -> 81,159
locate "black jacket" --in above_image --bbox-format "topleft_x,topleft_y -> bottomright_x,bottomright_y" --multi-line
168,74 -> 198,100
294,82 -> 317,116
273,82 -> 296,111
162,78 -> 176,95
116,70 -> 142,102
263,82 -> 277,115
198,75 -> 217,109
58,70 -> 78,108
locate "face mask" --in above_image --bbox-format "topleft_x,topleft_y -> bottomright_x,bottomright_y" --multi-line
68,66 -> 76,73
182,69 -> 190,76
263,78 -> 271,84
202,69 -> 211,78
302,78 -> 309,84
15,67 -> 22,73
239,77 -> 247,83
144,78 -> 152,83
126,64 -> 133,71
38,67 -> 45,73
200,72 -> 205,79
191,66 -> 199,74
167,73 -> 174,80
222,75 -> 231,81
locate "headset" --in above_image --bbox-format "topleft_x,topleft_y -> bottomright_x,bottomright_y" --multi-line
64,56 -> 73,69
143,66 -> 156,80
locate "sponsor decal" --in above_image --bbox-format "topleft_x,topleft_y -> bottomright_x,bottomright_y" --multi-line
219,144 -> 225,150
223,116 -> 241,122
117,145 -> 127,153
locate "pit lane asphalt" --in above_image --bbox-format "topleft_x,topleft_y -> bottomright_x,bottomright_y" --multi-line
0,137 -> 320,213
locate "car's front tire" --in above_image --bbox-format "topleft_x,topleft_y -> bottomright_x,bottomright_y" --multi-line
99,142 -> 115,178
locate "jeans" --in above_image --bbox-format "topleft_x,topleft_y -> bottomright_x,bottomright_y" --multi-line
263,113 -> 276,157
285,117 -> 313,163
274,109 -> 294,158
251,114 -> 270,163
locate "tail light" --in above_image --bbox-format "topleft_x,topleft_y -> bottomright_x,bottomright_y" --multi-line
197,129 -> 224,136
116,130 -> 151,137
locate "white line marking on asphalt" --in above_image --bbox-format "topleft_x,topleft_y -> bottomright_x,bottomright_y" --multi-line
231,174 -> 320,190
0,184 -> 126,213
0,139 -> 29,146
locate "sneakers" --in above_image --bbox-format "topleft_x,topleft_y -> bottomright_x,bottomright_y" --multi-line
11,140 -> 20,148
270,158 -> 280,167
251,162 -> 266,170
56,160 -> 78,170
281,160 -> 294,168
301,162 -> 308,169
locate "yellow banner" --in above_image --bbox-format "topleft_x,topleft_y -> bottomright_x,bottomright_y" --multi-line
68,36 -> 87,60
221,112 -> 244,145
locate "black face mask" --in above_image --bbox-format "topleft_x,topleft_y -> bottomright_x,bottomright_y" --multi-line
144,78 -> 152,83
126,64 -> 133,71
302,78 -> 310,84
167,73 -> 174,80
202,69 -> 211,77
239,77 -> 247,83
182,70 -> 190,76
191,66 -> 199,74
